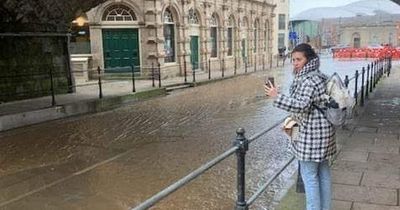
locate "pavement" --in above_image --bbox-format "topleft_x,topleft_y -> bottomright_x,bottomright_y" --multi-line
277,64 -> 400,210
0,63 -> 276,132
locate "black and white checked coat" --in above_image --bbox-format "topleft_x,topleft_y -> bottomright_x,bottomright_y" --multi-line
273,58 -> 336,162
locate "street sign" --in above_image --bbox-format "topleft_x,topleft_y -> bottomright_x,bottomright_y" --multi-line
289,31 -> 297,40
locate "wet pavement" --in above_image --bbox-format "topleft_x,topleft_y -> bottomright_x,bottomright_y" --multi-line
0,58 -> 386,209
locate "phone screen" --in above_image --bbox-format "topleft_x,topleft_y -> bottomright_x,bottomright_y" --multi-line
267,77 -> 275,87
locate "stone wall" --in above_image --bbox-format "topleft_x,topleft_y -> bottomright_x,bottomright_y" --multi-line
0,0 -> 106,102
0,35 -> 72,102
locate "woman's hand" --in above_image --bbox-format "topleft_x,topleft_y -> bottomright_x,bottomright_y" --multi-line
264,81 -> 278,98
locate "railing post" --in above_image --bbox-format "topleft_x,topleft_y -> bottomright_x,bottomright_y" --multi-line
344,75 -> 349,88
234,128 -> 249,210
49,64 -> 56,106
354,70 -> 359,105
370,62 -> 373,92
152,62 -> 155,87
366,65 -> 369,99
192,64 -> 196,83
234,57 -> 237,75
263,54 -> 265,71
360,67 -> 365,107
222,59 -> 225,78
373,61 -> 377,88
97,66 -> 103,99
158,62 -> 161,88
254,54 -> 256,72
245,57 -> 248,73
360,67 -> 365,106
184,56 -> 187,83
208,59 -> 211,80
131,65 -> 136,92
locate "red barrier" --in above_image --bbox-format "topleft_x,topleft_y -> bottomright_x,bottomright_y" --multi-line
333,47 -> 400,59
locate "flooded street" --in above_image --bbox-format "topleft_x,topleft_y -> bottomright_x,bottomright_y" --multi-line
0,58 -> 376,209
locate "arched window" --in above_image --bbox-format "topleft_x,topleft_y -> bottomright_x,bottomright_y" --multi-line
264,21 -> 269,52
102,4 -> 137,21
210,13 -> 218,58
254,19 -> 259,53
164,8 -> 175,63
227,16 -> 234,56
188,8 -> 199,25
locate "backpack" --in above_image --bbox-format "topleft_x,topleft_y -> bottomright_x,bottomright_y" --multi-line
307,72 -> 355,126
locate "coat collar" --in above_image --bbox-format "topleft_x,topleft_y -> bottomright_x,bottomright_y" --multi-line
296,57 -> 320,78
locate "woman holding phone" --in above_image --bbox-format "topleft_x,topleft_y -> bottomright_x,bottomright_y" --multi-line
265,43 -> 336,210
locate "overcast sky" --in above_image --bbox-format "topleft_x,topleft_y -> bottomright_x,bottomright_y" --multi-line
290,0 -> 362,17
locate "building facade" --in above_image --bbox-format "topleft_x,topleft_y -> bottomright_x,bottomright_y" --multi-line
272,0 -> 289,55
71,0 -> 277,80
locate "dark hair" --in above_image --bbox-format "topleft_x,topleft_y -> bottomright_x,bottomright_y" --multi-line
292,43 -> 318,61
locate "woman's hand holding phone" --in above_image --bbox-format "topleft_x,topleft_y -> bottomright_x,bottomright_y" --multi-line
264,76 -> 278,98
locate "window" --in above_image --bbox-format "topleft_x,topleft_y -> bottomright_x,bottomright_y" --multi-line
210,14 -> 218,57
163,8 -> 175,63
102,4 -> 137,21
188,8 -> 199,25
264,30 -> 267,52
278,33 -> 285,48
70,15 -> 91,54
278,14 -> 286,30
227,16 -> 234,56
254,20 -> 259,53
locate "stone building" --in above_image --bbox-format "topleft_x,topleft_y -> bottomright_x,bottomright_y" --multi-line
337,14 -> 400,48
70,0 -> 277,80
272,0 -> 289,55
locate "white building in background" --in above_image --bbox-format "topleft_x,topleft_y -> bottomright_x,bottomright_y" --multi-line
272,0 -> 289,57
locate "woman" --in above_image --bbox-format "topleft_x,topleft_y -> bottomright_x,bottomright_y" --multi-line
265,43 -> 336,210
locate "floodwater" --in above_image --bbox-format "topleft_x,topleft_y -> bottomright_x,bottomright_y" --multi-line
0,58 -> 375,210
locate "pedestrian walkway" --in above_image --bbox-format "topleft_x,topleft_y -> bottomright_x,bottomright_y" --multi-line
0,63 -> 278,131
277,65 -> 400,210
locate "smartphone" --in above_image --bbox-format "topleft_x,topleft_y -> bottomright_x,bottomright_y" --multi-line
266,77 -> 275,87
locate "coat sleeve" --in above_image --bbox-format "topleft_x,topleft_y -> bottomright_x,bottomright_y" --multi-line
273,79 -> 316,113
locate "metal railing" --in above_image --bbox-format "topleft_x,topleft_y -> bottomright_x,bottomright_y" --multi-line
1,54 -> 275,105
130,56 -> 393,210
131,118 -> 291,210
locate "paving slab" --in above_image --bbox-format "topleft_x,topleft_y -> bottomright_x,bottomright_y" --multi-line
352,203 -> 400,210
361,171 -> 400,189
332,170 -> 363,186
333,184 -> 397,205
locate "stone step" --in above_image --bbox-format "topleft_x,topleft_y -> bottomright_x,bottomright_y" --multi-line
165,84 -> 191,92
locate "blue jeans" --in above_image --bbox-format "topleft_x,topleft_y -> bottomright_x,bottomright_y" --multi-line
299,160 -> 332,210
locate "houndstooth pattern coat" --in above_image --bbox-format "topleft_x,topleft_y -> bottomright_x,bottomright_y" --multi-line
274,57 -> 336,162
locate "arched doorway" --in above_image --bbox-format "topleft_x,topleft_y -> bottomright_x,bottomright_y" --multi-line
352,32 -> 361,48
101,4 -> 140,71
188,8 -> 201,70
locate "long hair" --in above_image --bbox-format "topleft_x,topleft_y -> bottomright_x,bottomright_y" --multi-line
292,43 -> 318,62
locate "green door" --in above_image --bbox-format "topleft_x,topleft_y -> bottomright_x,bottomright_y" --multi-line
190,36 -> 199,70
102,29 -> 140,72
